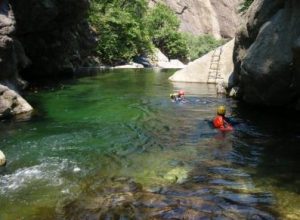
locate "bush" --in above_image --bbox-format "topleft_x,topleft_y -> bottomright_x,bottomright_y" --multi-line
89,1 -> 190,64
240,0 -> 254,12
145,3 -> 188,60
89,0 -> 152,65
184,34 -> 225,61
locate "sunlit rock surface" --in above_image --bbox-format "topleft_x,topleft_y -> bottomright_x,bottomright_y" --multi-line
169,39 -> 235,89
0,84 -> 32,118
149,48 -> 186,69
150,0 -> 242,39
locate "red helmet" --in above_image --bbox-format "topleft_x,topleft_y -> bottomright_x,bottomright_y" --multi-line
178,90 -> 185,96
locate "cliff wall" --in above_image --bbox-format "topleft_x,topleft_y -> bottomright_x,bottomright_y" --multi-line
232,0 -> 300,109
150,0 -> 241,39
0,0 -> 95,81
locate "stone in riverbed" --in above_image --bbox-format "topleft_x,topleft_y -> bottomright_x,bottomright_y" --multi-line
163,167 -> 189,184
0,150 -> 6,166
0,84 -> 33,119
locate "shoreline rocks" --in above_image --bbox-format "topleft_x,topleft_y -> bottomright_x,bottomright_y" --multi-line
148,48 -> 186,69
0,84 -> 33,119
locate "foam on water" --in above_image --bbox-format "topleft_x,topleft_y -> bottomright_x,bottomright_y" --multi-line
0,158 -> 79,194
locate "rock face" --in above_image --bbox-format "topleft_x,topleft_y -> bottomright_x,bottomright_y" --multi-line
0,0 -> 95,80
0,84 -> 33,119
150,0 -> 241,39
0,0 -> 94,118
169,39 -> 235,88
232,0 -> 300,108
0,0 -> 30,86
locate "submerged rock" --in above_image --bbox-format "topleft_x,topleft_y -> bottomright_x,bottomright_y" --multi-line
163,167 -> 189,184
0,84 -> 33,119
62,159 -> 277,220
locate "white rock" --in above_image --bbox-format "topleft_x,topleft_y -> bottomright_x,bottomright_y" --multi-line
229,87 -> 240,98
169,39 -> 235,87
150,48 -> 169,64
0,150 -> 6,166
0,84 -> 33,118
157,60 -> 186,69
114,62 -> 144,69
73,167 -> 81,172
216,82 -> 227,94
149,48 -> 186,69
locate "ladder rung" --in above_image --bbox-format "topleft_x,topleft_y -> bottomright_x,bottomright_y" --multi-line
210,64 -> 219,68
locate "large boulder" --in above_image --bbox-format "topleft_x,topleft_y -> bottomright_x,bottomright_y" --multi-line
149,48 -> 186,69
169,39 -> 235,88
0,84 -> 33,119
149,0 -> 242,39
232,0 -> 300,108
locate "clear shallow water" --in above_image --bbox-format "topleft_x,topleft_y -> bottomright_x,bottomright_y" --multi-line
0,69 -> 299,219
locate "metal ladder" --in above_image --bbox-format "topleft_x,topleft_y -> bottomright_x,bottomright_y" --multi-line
207,47 -> 223,84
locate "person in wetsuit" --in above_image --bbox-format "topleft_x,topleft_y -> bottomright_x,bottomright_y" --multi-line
170,90 -> 185,102
213,106 -> 233,131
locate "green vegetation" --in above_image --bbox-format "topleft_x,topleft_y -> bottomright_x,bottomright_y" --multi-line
185,34 -> 225,61
89,1 -> 223,65
89,0 -> 152,65
89,1 -> 188,64
240,0 -> 254,12
145,3 -> 188,60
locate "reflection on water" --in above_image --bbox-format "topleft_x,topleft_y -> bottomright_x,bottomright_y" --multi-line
0,69 -> 299,219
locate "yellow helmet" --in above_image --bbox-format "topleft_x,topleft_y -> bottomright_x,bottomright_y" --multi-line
217,106 -> 226,115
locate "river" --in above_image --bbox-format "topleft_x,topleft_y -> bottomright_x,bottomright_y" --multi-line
0,69 -> 299,219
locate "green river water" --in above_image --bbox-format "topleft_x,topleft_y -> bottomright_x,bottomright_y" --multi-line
0,69 -> 299,219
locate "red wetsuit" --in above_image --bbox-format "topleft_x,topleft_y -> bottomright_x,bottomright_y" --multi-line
213,115 -> 233,132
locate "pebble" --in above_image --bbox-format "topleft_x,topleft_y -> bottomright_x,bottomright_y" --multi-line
0,150 -> 6,166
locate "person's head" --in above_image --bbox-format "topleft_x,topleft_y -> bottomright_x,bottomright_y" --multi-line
217,105 -> 226,116
178,90 -> 185,97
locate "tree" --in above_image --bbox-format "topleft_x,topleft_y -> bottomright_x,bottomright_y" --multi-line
145,3 -> 188,60
240,0 -> 254,12
89,0 -> 152,64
